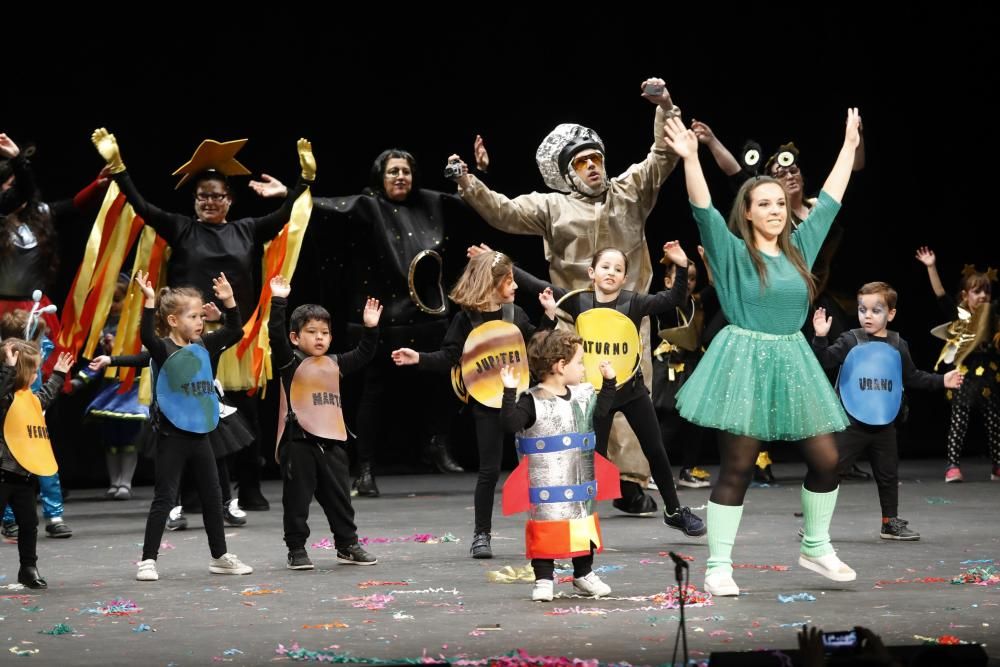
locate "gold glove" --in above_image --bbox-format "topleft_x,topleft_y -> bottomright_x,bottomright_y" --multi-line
90,128 -> 126,174
297,138 -> 316,182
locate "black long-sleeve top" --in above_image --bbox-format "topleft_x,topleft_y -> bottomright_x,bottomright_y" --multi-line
0,366 -> 66,476
812,329 -> 944,393
514,263 -> 688,405
139,304 -> 242,437
313,188 -> 468,329
268,296 -> 378,442
500,377 -> 618,433
416,305 -> 552,376
512,264 -> 689,330
140,305 -> 243,368
113,170 -> 310,313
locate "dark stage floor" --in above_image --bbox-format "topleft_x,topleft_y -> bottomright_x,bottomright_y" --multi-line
1,459 -> 997,665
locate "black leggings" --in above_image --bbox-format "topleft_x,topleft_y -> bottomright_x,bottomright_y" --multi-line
595,392 -> 681,514
143,433 -> 227,561
658,409 -> 706,470
711,432 -> 840,506
0,476 -> 37,567
472,402 -> 505,534
532,548 -> 595,581
355,355 -> 454,467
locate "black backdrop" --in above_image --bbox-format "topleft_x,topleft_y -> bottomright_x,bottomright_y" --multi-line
5,9 -> 995,485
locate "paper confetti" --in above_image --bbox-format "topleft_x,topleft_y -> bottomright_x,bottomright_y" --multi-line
240,586 -> 283,596
39,624 -> 75,635
777,592 -> 816,603
733,564 -> 791,571
358,581 -> 409,589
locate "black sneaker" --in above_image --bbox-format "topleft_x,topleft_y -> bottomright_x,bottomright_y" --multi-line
753,464 -> 776,485
223,500 -> 247,527
287,548 -> 315,570
45,520 -> 73,538
612,483 -> 658,515
1,520 -> 18,540
880,517 -> 920,541
664,506 -> 707,537
166,506 -> 188,531
352,465 -> 380,498
470,531 -> 493,559
237,488 -> 270,511
840,464 -> 872,481
336,543 -> 377,565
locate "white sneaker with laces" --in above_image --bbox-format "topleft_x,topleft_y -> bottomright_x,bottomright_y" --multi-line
136,558 -> 159,581
209,552 -> 253,575
573,571 -> 611,597
704,570 -> 739,596
799,552 -> 856,582
531,579 -> 554,601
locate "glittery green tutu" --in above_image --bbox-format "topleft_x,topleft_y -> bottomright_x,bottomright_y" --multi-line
676,325 -> 848,441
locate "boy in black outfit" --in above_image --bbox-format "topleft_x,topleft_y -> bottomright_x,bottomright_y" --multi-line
268,276 -> 382,569
812,281 -> 963,541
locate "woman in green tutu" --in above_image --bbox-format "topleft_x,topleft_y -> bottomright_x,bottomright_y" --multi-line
662,109 -> 863,597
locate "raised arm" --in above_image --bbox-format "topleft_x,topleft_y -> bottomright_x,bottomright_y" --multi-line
819,108 -> 862,203
691,120 -> 742,176
251,138 -> 316,241
663,117 -> 711,208
202,273 -> 243,352
338,298 -> 383,376
915,247 -> 947,298
267,276 -> 295,371
92,128 -> 188,243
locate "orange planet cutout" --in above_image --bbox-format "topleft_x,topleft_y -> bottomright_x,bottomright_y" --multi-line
459,321 -> 528,408
575,309 -> 641,388
3,390 -> 58,476
275,356 -> 346,462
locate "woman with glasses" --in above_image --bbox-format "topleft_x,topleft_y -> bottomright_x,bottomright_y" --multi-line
91,129 -> 315,512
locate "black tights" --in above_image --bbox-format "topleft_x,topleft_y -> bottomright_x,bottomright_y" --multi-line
710,432 -> 840,506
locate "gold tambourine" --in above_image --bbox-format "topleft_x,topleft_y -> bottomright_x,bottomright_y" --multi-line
575,308 -> 641,388
3,390 -> 58,476
453,320 -> 528,408
408,250 -> 447,315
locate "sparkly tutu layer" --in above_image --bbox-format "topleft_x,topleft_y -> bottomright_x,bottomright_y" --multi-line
139,402 -> 253,459
86,382 -> 149,420
676,325 -> 848,441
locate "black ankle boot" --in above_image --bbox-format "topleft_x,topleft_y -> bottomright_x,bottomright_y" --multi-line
353,462 -> 380,497
18,566 -> 47,590
423,436 -> 464,473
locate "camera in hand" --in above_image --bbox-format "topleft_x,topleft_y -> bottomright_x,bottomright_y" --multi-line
443,159 -> 464,180
822,629 -> 859,654
643,83 -> 665,96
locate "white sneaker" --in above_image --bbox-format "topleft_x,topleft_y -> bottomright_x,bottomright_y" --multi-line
531,579 -> 554,602
573,571 -> 611,597
136,559 -> 159,581
799,552 -> 856,582
209,552 -> 253,575
704,570 -> 739,596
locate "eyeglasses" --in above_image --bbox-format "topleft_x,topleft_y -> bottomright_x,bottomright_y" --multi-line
571,153 -> 604,170
195,192 -> 229,202
771,165 -> 800,178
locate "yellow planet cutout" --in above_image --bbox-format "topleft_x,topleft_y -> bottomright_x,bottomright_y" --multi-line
3,390 -> 58,476
459,321 -> 528,408
575,309 -> 641,388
